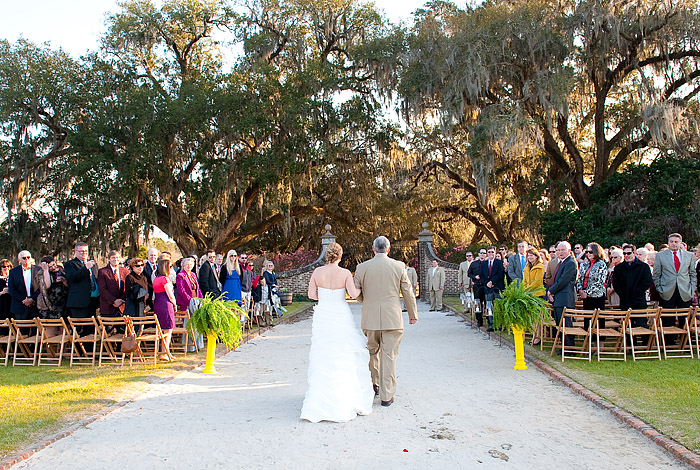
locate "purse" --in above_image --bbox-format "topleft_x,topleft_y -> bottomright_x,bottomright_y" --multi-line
121,318 -> 139,354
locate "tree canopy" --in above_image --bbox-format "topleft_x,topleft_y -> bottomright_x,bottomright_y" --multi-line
2,0 -> 700,260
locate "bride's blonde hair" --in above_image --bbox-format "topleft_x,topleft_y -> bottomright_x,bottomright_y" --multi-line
325,242 -> 343,264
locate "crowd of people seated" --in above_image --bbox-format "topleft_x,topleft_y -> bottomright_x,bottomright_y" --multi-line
456,233 -> 700,348
0,243 -> 286,361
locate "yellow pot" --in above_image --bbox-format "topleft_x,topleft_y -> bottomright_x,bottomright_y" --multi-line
203,333 -> 217,374
512,326 -> 528,370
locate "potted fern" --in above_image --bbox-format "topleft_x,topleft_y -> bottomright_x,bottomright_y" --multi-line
189,294 -> 247,374
493,281 -> 549,370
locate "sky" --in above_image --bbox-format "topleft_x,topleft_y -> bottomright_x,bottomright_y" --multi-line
1,0 -> 431,58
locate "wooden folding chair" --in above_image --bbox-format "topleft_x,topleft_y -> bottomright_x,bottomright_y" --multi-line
0,318 -> 15,366
551,308 -> 597,361
658,308 -> 694,359
627,308 -> 662,361
129,315 -> 165,366
67,317 -> 100,367
97,316 -> 129,366
36,318 -> 70,366
171,311 -> 197,356
688,307 -> 699,358
534,306 -> 557,351
595,309 -> 628,361
11,319 -> 40,366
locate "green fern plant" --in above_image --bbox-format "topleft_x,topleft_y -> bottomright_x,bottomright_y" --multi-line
493,280 -> 550,332
189,294 -> 247,349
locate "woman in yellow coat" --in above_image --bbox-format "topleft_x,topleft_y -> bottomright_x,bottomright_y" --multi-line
522,247 -> 546,344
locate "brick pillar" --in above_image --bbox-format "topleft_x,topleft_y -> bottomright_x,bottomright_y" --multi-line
417,222 -> 433,302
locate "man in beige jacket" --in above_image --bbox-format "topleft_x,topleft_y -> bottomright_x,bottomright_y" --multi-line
428,259 -> 446,311
354,236 -> 418,407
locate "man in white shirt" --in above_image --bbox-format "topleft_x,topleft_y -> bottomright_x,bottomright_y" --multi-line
7,250 -> 41,321
507,241 -> 528,283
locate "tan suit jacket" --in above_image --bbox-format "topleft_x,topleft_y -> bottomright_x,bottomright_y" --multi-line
406,267 -> 418,290
458,260 -> 471,290
652,249 -> 697,301
428,266 -> 445,291
355,254 -> 417,330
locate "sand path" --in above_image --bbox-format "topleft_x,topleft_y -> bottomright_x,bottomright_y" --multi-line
13,301 -> 687,469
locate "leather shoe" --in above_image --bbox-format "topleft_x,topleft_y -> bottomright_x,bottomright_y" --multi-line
373,384 -> 379,396
429,309 -> 436,312
380,398 -> 394,407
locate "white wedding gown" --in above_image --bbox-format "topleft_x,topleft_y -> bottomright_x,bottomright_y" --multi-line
300,287 -> 374,422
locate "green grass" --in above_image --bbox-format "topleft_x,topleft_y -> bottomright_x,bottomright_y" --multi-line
0,301 -> 313,459
444,295 -> 700,452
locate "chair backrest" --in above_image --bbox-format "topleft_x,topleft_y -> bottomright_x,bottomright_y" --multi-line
10,319 -> 39,339
562,308 -> 598,321
0,318 -> 13,337
658,307 -> 693,321
627,307 -> 660,324
130,314 -> 162,332
96,316 -> 128,338
596,309 -> 629,322
36,318 -> 68,337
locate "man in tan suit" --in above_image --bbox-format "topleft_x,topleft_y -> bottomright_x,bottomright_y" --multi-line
354,236 -> 418,407
427,259 -> 445,311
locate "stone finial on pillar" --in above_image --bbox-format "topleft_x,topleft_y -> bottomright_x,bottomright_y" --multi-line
418,221 -> 433,242
321,224 -> 336,248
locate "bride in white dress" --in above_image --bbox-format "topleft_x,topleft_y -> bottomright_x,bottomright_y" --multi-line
300,242 -> 375,422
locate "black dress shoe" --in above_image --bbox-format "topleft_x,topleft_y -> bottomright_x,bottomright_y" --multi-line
373,384 -> 379,396
486,327 -> 494,332
429,309 -> 436,312
380,398 -> 394,407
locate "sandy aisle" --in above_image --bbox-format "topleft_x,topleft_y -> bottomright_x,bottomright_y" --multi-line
13,301 -> 687,469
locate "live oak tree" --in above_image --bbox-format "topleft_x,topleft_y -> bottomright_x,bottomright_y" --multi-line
400,0 -> 700,242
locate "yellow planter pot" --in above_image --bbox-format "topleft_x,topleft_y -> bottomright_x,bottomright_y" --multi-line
512,326 -> 528,370
203,333 -> 217,374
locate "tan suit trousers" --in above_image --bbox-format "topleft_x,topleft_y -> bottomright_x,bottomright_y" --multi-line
430,288 -> 443,310
364,329 -> 403,402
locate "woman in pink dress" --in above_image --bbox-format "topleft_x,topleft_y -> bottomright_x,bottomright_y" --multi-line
153,259 -> 176,362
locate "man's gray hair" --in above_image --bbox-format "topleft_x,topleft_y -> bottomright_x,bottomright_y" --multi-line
556,241 -> 572,251
373,236 -> 390,253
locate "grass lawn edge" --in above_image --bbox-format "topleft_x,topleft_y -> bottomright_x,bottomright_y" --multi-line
443,300 -> 700,470
0,303 -> 315,470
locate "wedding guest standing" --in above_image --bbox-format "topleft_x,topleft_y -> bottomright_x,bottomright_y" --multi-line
262,261 -> 278,289
427,259 -> 445,311
219,250 -> 242,305
124,258 -> 149,317
239,254 -> 253,314
176,257 -> 202,311
507,241 -> 528,284
64,242 -> 99,319
199,250 -> 221,299
480,247 -> 504,331
576,243 -> 608,330
35,256 -> 68,335
523,248 -> 545,297
8,250 -> 41,322
548,241 -> 578,350
606,248 -> 624,307
153,259 -> 176,362
97,250 -> 129,317
613,246 -> 652,327
0,259 -> 12,322
143,248 -> 159,310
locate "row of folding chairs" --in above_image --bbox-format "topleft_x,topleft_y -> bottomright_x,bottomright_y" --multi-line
0,312 -> 198,367
542,306 -> 699,362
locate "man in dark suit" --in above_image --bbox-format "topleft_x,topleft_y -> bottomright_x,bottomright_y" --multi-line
468,248 -> 487,327
143,248 -> 159,310
613,245 -> 653,327
7,250 -> 41,322
199,249 -> 221,298
480,246 -> 505,332
547,241 -> 578,348
97,250 -> 130,317
64,242 -> 99,319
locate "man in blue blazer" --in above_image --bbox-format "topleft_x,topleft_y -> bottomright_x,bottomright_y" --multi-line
7,250 -> 41,322
547,241 -> 578,348
479,246 -> 505,331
